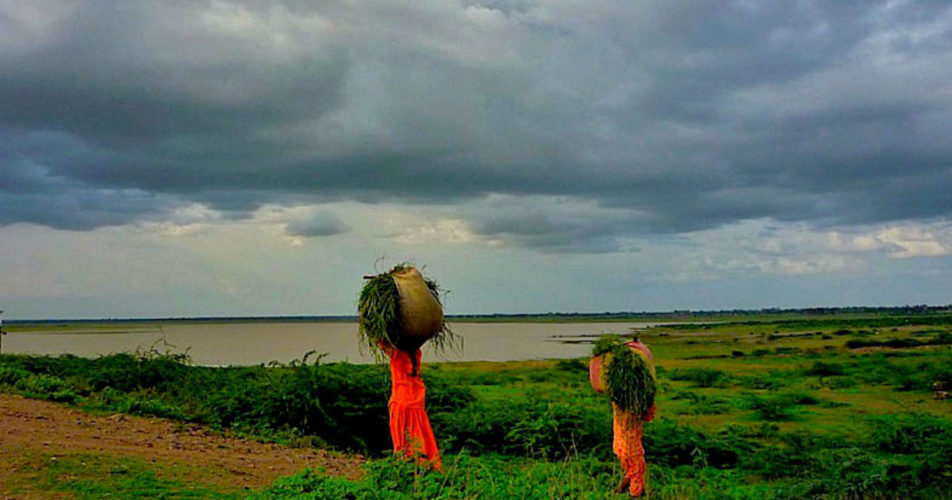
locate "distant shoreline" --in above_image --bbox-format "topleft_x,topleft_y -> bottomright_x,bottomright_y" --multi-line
5,304 -> 950,326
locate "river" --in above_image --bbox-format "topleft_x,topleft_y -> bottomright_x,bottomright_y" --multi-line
3,321 -> 657,366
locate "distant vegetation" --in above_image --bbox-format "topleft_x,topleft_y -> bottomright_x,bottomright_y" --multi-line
2,310 -> 952,498
6,304 -> 951,327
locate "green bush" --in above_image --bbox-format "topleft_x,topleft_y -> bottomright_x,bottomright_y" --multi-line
737,393 -> 798,422
82,352 -> 192,393
254,454 -> 619,500
642,419 -> 755,469
929,332 -> 952,345
199,360 -> 393,453
735,372 -> 790,390
669,368 -> 728,388
0,365 -> 31,386
15,373 -> 78,403
116,397 -> 188,420
671,390 -> 731,416
433,394 -> 611,459
867,413 -> 952,455
802,361 -> 846,377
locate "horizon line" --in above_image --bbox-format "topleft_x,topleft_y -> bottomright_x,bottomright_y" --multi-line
3,303 -> 951,323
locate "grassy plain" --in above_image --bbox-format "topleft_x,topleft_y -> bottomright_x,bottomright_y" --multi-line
1,310 -> 951,498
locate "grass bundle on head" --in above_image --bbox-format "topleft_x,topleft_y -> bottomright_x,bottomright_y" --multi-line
358,264 -> 458,360
592,335 -> 657,417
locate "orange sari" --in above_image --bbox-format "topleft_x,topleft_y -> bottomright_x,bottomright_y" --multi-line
613,402 -> 656,496
611,340 -> 656,497
383,345 -> 442,470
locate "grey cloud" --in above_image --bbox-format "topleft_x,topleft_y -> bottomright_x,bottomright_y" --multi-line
0,131 -> 180,229
0,2 -> 347,143
285,211 -> 349,237
1,0 -> 951,252
460,196 -> 644,253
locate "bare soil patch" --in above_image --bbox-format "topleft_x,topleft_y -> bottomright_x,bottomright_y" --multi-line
0,393 -> 364,496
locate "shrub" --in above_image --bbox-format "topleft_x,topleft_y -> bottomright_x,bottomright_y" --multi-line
116,397 -> 188,420
928,332 -> 952,345
0,365 -> 31,386
82,352 -> 191,393
741,445 -> 811,480
255,454 -> 621,500
434,395 -> 611,459
255,468 -> 373,499
819,376 -> 857,389
671,390 -> 732,416
642,419 -> 755,469
773,347 -> 801,355
669,368 -> 728,388
736,372 -> 790,390
14,373 -> 78,403
845,338 -> 881,349
737,393 -> 798,422
779,392 -> 820,406
803,361 -> 845,377
867,413 -> 952,455
555,358 -> 587,373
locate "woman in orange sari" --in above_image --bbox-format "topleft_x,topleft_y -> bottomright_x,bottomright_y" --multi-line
613,338 -> 656,497
381,342 -> 442,470
591,337 -> 656,497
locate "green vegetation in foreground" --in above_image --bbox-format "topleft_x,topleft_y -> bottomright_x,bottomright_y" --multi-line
2,311 -> 952,499
3,450 -> 239,499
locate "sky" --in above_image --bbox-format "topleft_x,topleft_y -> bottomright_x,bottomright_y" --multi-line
1,0 -> 951,320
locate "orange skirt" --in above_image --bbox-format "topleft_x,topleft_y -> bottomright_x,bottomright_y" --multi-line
389,402 -> 442,470
613,403 -> 649,496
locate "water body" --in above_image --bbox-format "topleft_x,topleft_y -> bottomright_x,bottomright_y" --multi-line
4,321 -> 657,366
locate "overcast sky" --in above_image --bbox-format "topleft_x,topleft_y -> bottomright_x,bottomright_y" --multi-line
1,0 -> 951,319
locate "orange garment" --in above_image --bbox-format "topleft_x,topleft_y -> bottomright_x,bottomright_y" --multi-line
613,403 -> 656,497
383,344 -> 442,470
613,340 -> 656,497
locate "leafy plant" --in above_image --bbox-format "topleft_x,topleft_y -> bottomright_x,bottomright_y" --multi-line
14,373 -> 78,403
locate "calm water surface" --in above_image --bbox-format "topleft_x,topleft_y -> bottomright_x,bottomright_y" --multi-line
5,321 -> 657,366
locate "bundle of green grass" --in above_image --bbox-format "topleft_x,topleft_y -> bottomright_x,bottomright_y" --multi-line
590,336 -> 657,417
358,264 -> 457,358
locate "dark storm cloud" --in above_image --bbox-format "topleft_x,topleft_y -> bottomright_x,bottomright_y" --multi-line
0,130 -> 181,228
1,0 -> 951,251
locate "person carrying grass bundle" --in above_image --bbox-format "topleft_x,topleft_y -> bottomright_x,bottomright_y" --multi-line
359,264 -> 457,470
590,336 -> 657,497
379,341 -> 442,469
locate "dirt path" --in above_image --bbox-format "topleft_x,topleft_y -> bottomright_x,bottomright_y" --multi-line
0,393 -> 364,496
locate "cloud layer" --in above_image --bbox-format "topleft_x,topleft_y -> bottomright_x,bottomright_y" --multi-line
2,0 -> 951,253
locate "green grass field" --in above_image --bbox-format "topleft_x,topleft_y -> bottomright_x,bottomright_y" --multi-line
2,311 -> 951,498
